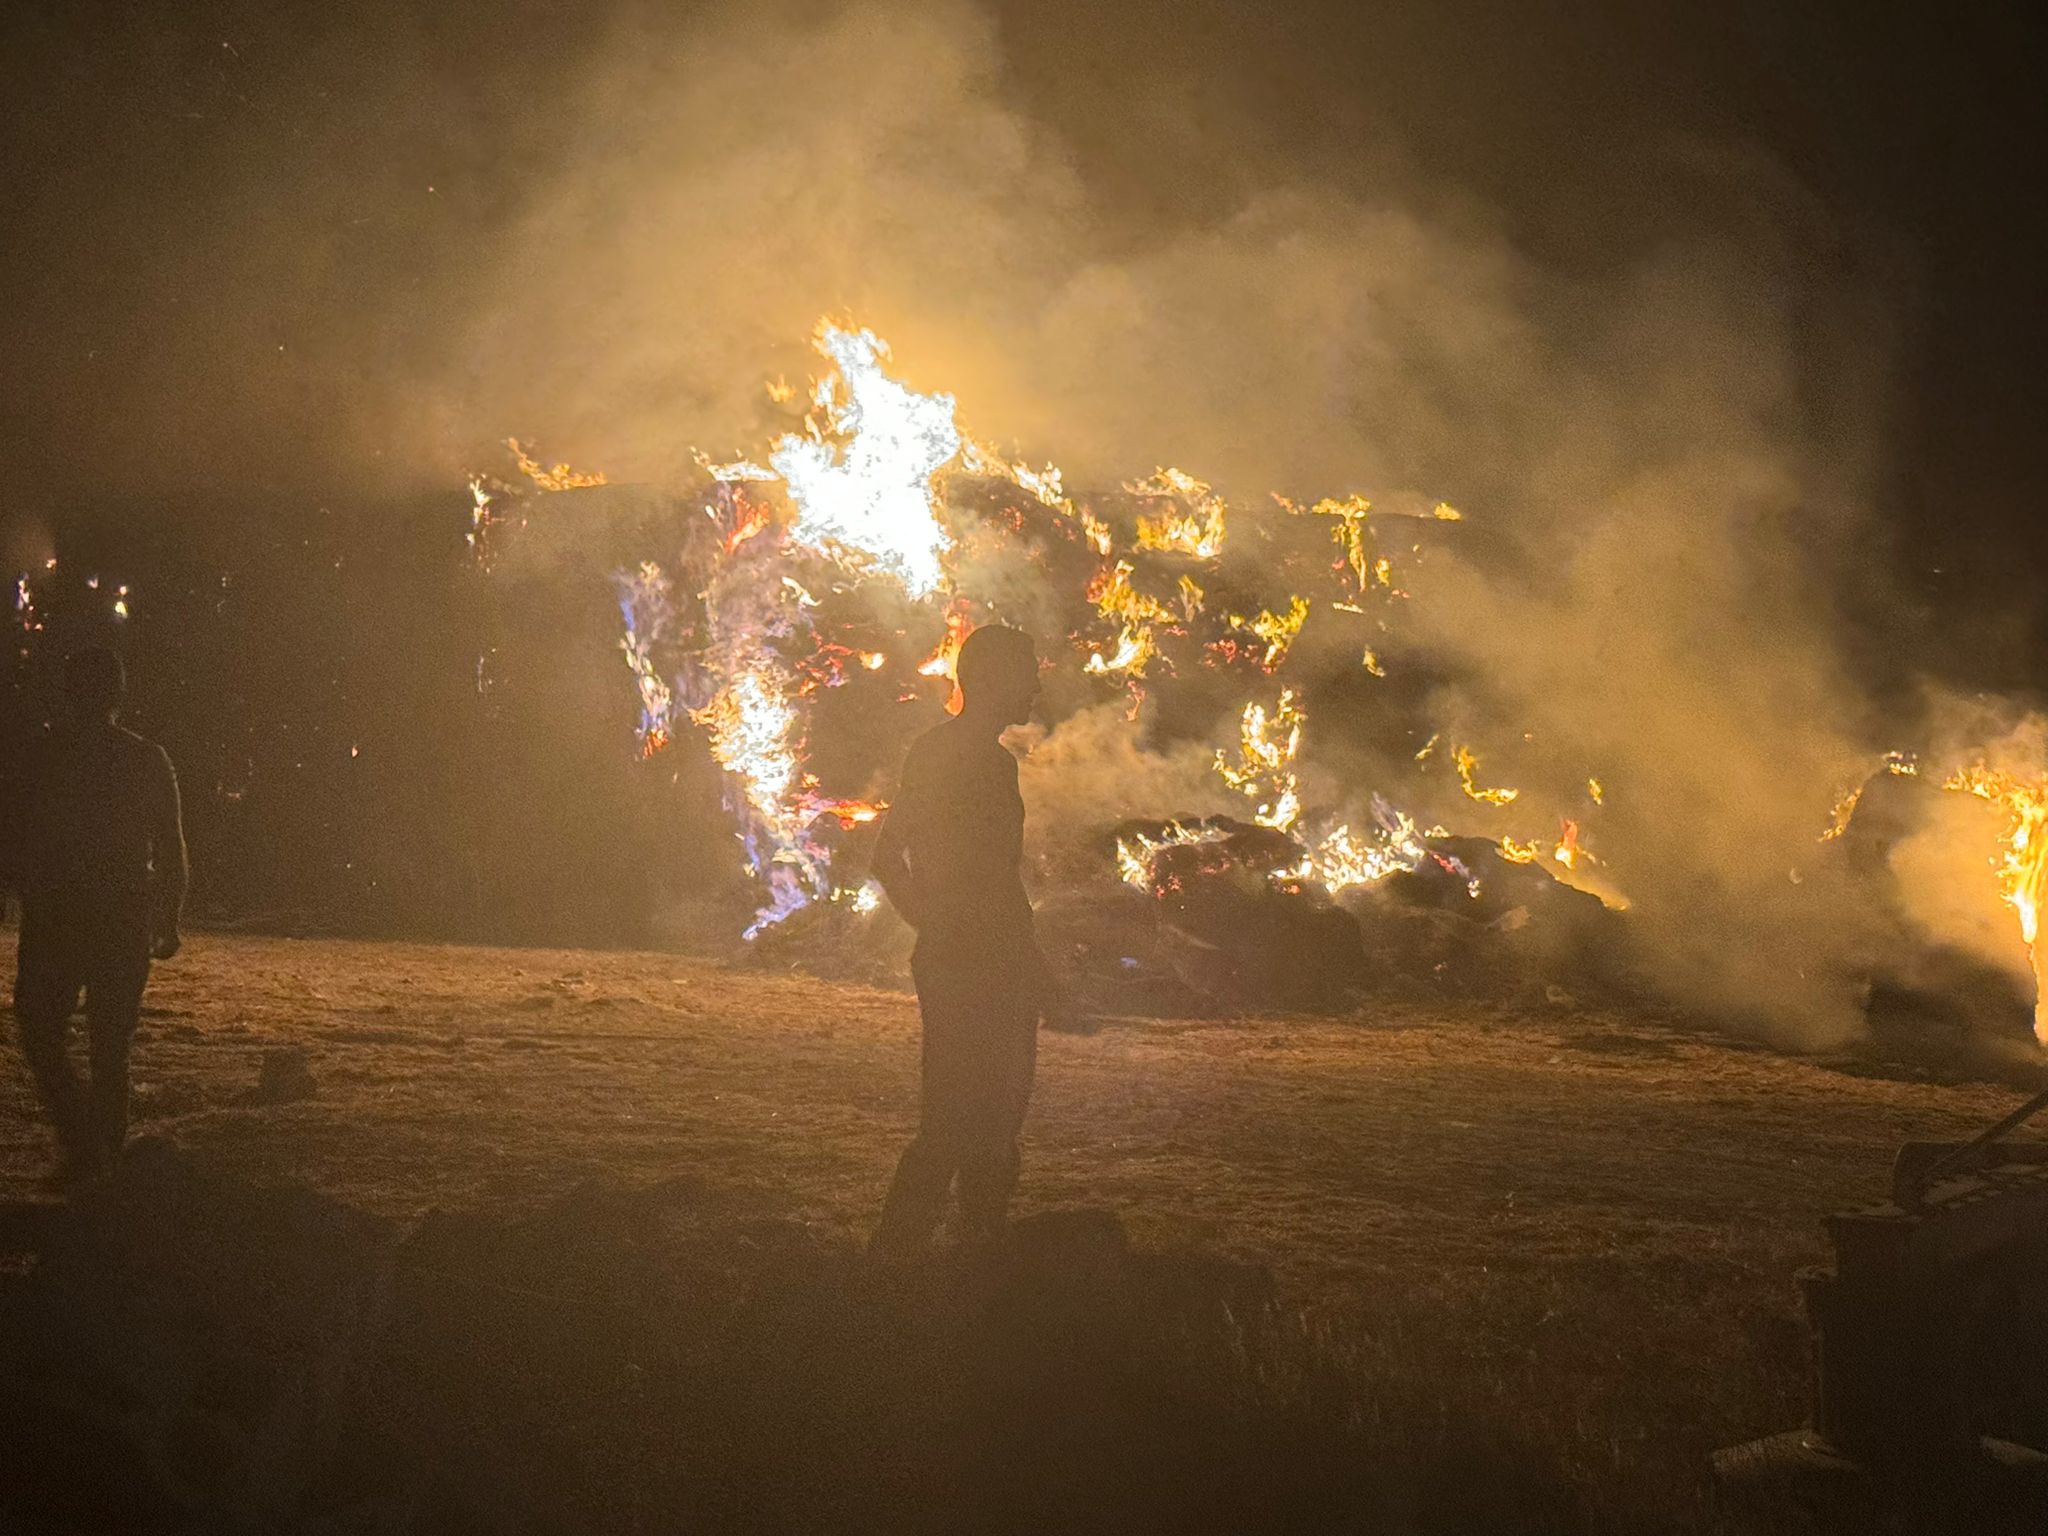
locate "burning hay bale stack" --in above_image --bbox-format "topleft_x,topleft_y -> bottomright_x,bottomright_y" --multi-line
743,796 -> 1620,1018
468,320 -> 2048,1046
1055,813 -> 1619,1015
477,326 -> 1615,975
1818,757 -> 2042,1053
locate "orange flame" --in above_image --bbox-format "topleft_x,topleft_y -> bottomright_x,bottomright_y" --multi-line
507,438 -> 609,492
919,603 -> 976,713
1943,764 -> 2048,1041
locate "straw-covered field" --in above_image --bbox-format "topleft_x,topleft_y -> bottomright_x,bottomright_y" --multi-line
0,931 -> 2022,1532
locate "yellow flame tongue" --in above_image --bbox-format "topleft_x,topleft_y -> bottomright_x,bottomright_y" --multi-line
1215,689 -> 1306,832
1944,764 -> 2048,1041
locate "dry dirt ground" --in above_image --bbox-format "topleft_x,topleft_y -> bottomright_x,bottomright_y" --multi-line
0,930 -> 2027,1529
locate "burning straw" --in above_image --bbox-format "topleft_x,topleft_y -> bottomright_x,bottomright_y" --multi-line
476,319 -> 2048,1046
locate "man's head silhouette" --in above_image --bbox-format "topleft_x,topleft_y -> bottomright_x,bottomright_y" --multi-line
955,625 -> 1038,729
62,645 -> 126,724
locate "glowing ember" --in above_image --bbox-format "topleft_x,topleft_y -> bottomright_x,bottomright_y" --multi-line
1553,818 -> 1585,870
722,494 -> 774,556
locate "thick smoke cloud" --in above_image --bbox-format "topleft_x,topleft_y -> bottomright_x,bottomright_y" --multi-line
440,1 -> 1962,1040
13,0 -> 2025,1039
440,4 -> 1590,499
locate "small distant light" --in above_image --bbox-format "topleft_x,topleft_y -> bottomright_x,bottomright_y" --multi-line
113,600 -> 129,619
349,744 -> 360,759
87,575 -> 100,589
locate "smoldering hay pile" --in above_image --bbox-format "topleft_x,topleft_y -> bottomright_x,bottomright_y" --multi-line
474,320 -> 2048,1050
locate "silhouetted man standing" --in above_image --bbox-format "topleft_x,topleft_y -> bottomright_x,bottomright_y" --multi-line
871,624 -> 1055,1254
10,646 -> 186,1184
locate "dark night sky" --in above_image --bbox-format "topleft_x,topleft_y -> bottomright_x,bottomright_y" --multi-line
4,0 -> 2044,676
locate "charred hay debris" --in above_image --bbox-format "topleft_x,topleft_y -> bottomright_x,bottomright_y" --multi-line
470,320 -> 2048,1039
746,810 -> 1623,1017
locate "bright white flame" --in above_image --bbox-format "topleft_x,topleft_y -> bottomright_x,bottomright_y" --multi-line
692,670 -> 798,824
770,325 -> 959,597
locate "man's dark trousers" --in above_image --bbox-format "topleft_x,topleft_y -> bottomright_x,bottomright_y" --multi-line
14,892 -> 151,1171
877,943 -> 1038,1248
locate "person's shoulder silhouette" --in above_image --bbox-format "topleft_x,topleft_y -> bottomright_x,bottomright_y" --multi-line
21,648 -> 183,905
902,712 -> 1017,801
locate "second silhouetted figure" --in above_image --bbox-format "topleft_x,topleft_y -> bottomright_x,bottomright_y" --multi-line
9,646 -> 187,1185
870,624 -> 1054,1254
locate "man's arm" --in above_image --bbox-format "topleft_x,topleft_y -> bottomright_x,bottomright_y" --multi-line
869,751 -> 926,930
150,747 -> 188,958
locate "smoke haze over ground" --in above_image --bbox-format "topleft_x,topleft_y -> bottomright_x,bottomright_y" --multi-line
6,0 -> 2047,1043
